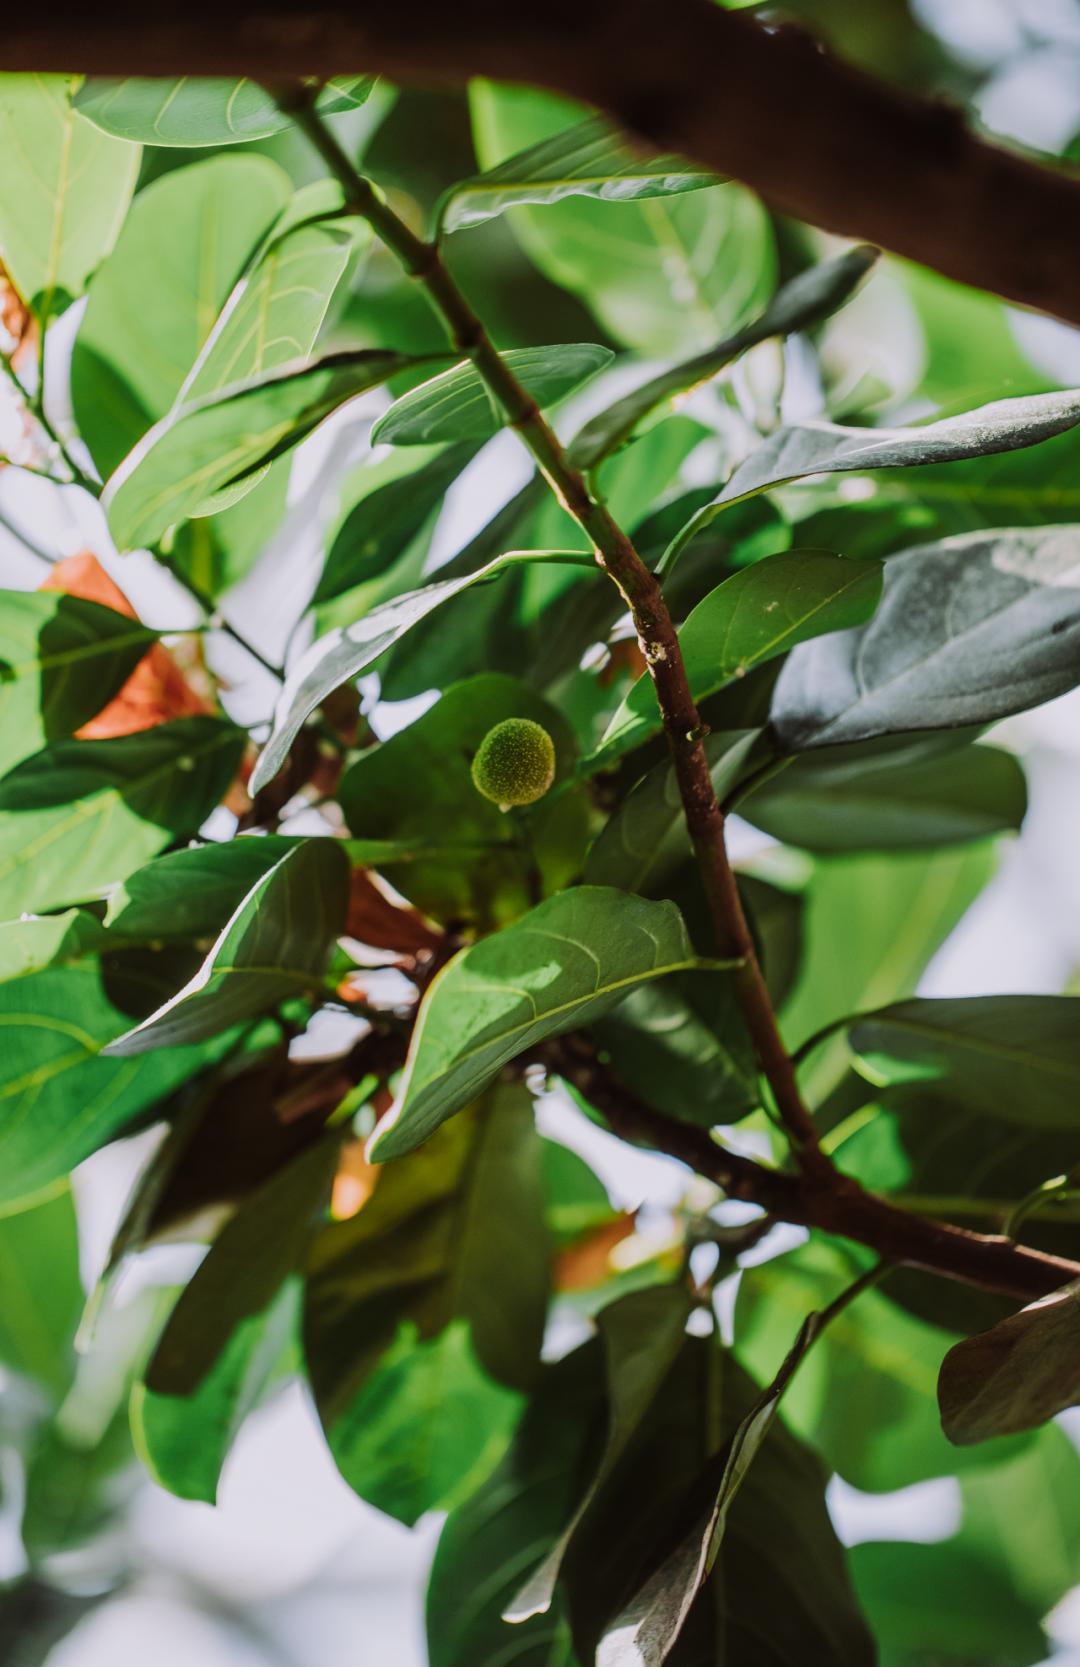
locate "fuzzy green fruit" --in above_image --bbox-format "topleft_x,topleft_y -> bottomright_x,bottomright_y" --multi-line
470,717 -> 556,809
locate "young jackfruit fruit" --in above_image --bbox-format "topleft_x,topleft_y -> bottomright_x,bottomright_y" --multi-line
470,717 -> 556,810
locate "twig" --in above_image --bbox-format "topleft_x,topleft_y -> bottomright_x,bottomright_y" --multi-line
280,84 -> 832,1182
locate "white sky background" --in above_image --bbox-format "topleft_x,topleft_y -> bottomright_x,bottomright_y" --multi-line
3,6 -> 1080,1660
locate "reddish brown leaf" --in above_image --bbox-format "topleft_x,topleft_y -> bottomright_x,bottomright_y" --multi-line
40,552 -> 211,738
346,867 -> 444,957
555,1213 -> 636,1291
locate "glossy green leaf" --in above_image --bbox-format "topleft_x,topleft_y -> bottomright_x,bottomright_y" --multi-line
560,1327 -> 872,1665
0,1187 -> 83,1394
849,996 -> 1080,1128
313,442 -> 480,606
105,349 -> 417,552
0,911 -> 106,981
133,1283 -> 296,1505
670,389 -> 1080,562
0,716 -> 244,918
370,343 -> 613,446
593,971 -> 758,1127
470,82 -> 775,358
75,75 -> 372,146
585,730 -> 765,893
104,840 -> 350,1055
743,743 -> 1027,852
370,887 -> 711,1161
541,1137 -> 616,1245
772,526 -> 1080,750
594,551 -> 882,766
596,1308 -> 829,1667
0,591 -> 157,776
939,1280 -> 1080,1446
103,836 -> 302,940
0,956 -> 236,1206
569,244 -> 879,469
508,1284 -> 693,1622
252,549 -> 585,794
427,1335 -> 600,1667
735,1238 -> 1028,1489
72,153 -> 291,476
146,1135 -> 341,1395
0,75 -> 138,320
305,1087 -> 548,1522
438,114 -> 718,235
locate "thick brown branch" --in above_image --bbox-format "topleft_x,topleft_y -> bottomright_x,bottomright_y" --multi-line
10,1 -> 1080,326
545,1037 -> 1080,1305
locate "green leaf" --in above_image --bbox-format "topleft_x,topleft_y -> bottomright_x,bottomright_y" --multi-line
313,442 -> 480,606
103,835 -> 304,940
145,1135 -> 341,1395
507,1284 -> 694,1622
828,1082 -> 1080,1334
252,549 -> 584,795
438,114 -> 718,235
0,75 -> 138,321
369,887 -> 712,1161
560,1327 -> 872,1665
584,730 -> 765,893
776,844 -> 995,1109
427,1334 -> 601,1667
0,1187 -> 83,1394
370,344 -> 614,446
669,389 -> 1080,563
72,153 -> 291,477
735,1238 -> 1027,1488
0,591 -> 157,776
939,1280 -> 1080,1444
743,743 -> 1027,852
568,244 -> 879,469
848,996 -> 1080,1128
771,526 -> 1080,750
592,972 -> 758,1126
593,551 -> 883,767
849,1539 -> 1047,1667
959,1425 -> 1080,1615
595,1308 -> 828,1667
132,1282 -> 296,1505
0,957 -> 237,1207
0,911 -> 106,981
338,674 -> 589,931
105,349 -> 418,552
0,716 -> 244,918
103,840 -> 350,1055
305,1086 -> 549,1523
470,82 -> 775,359
75,75 -> 372,146
541,1137 -> 615,1244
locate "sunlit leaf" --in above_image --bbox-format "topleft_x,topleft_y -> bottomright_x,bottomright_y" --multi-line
75,75 -> 372,146
370,888 -> 714,1161
370,343 -> 614,446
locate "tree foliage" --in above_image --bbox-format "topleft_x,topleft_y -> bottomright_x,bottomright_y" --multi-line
0,63 -> 1079,1667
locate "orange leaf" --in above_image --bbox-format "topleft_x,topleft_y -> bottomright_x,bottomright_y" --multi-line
40,552 -> 211,739
554,1213 -> 636,1291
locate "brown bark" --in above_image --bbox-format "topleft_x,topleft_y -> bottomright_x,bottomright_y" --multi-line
8,1 -> 1080,325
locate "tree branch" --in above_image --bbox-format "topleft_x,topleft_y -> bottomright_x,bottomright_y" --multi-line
283,85 -> 831,1181
10,1 -> 1080,326
545,1036 -> 1080,1305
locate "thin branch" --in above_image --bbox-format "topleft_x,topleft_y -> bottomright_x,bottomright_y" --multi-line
282,84 -> 832,1180
543,1036 -> 1080,1304
10,3 -> 1080,326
